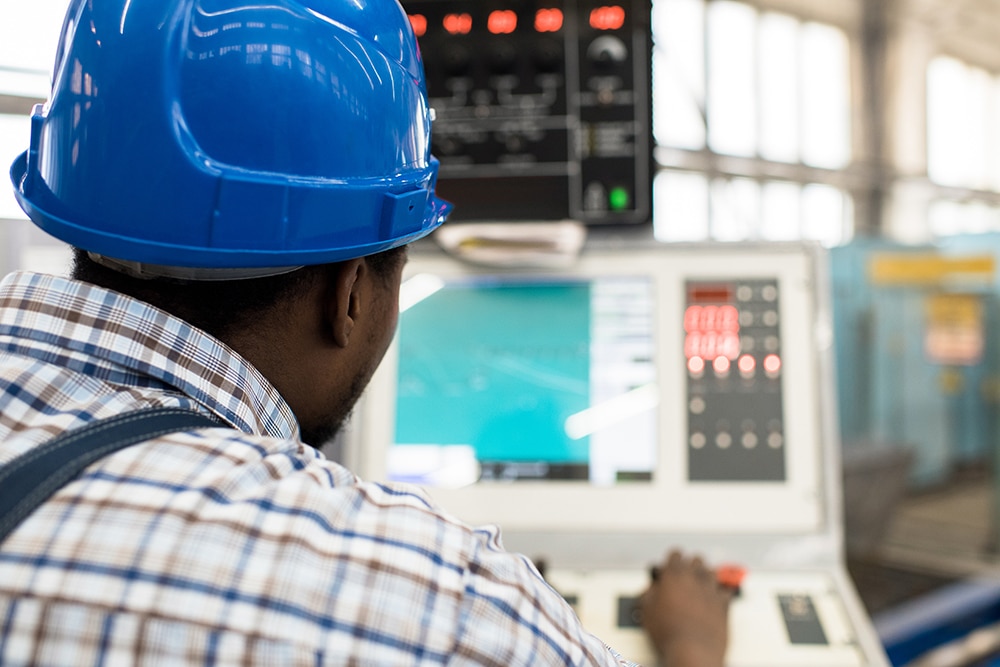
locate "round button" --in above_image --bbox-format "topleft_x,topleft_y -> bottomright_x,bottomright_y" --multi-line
765,336 -> 780,352
587,35 -> 629,64
690,432 -> 707,449
742,432 -> 759,449
762,285 -> 778,302
716,432 -> 732,449
690,396 -> 706,414
737,285 -> 753,301
768,432 -> 784,448
762,310 -> 779,327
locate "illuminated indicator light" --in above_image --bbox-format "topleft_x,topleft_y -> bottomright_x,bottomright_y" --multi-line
408,14 -> 427,37
609,186 -> 630,211
713,356 -> 731,375
535,8 -> 564,32
688,356 -> 705,375
443,13 -> 473,35
764,354 -> 782,375
738,354 -> 756,375
488,10 -> 517,34
590,5 -> 626,30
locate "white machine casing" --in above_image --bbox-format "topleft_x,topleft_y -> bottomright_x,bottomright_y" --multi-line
346,242 -> 890,667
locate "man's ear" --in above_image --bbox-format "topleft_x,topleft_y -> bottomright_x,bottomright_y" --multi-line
326,258 -> 367,348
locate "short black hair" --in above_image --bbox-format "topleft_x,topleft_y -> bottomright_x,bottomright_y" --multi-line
70,246 -> 407,341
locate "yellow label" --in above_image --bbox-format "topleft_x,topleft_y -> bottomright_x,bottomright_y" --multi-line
870,254 -> 994,286
925,293 -> 982,327
924,293 -> 985,366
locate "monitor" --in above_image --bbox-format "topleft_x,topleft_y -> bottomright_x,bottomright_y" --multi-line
390,274 -> 656,487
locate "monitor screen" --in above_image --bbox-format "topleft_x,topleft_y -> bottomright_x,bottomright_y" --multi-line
388,274 -> 656,487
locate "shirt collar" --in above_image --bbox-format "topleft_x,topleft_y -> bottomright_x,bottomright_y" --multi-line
0,271 -> 300,439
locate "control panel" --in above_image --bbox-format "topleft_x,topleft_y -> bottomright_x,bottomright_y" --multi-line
685,280 -> 786,482
402,0 -> 652,225
352,244 -> 890,666
544,568 -> 869,667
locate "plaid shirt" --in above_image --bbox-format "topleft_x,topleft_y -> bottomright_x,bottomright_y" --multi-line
0,272 -> 634,666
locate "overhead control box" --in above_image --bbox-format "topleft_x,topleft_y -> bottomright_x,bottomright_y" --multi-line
403,0 -> 653,225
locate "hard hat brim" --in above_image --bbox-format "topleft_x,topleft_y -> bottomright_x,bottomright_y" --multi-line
11,151 -> 452,269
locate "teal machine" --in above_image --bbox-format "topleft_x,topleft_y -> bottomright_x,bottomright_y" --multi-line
830,238 -> 1000,489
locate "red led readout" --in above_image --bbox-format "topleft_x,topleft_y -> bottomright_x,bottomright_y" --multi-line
408,14 -> 427,37
488,9 -> 518,34
590,5 -> 626,30
535,8 -> 564,32
684,304 -> 740,362
443,13 -> 473,35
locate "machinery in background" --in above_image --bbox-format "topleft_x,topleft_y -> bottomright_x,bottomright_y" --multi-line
348,242 -> 890,667
830,239 -> 1000,489
402,0 -> 652,226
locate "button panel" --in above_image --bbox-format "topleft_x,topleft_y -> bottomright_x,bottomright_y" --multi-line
685,279 -> 786,482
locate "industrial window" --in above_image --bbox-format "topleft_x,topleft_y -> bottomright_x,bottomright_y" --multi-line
927,57 -> 1000,192
0,2 -> 66,99
0,114 -> 30,220
654,172 -> 853,246
927,200 -> 1000,238
0,1 -> 68,221
651,0 -> 853,245
925,56 -> 1000,237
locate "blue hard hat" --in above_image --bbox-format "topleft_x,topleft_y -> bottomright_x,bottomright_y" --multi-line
9,0 -> 452,272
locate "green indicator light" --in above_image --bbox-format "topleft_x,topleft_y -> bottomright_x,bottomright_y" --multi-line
609,187 -> 630,211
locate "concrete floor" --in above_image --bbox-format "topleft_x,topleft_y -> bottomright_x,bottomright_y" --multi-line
881,480 -> 998,575
849,475 -> 1000,616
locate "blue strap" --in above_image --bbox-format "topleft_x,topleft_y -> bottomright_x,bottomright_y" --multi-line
0,407 -> 222,546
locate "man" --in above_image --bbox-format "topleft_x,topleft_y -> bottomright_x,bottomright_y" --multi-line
1,0 -> 730,664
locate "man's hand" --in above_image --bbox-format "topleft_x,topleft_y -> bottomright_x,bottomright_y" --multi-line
639,550 -> 733,667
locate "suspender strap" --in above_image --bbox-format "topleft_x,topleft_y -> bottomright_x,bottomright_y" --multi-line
0,407 -> 222,545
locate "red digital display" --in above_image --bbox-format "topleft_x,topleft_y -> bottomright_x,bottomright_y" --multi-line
488,10 -> 518,34
688,286 -> 734,303
684,304 -> 740,361
443,12 -> 473,35
535,8 -> 564,32
589,5 -> 626,30
408,13 -> 428,38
